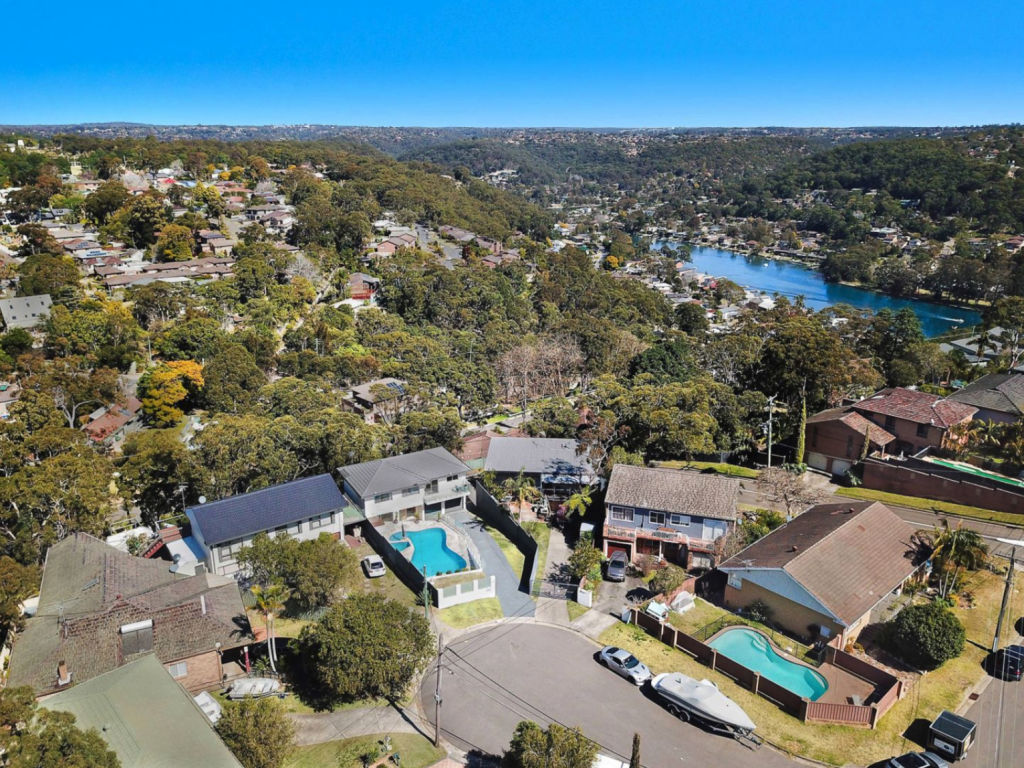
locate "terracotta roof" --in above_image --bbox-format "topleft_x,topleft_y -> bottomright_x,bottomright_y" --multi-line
83,398 -> 142,442
605,465 -> 739,521
852,387 -> 977,428
7,533 -> 250,695
806,406 -> 897,444
946,373 -> 1024,418
720,501 -> 921,625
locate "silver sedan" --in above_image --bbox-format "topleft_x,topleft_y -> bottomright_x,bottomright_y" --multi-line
598,646 -> 652,685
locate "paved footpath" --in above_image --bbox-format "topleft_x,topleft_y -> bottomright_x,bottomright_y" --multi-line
289,703 -> 425,746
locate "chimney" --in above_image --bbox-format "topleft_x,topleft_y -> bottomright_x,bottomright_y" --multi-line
57,661 -> 72,687
200,594 -> 207,615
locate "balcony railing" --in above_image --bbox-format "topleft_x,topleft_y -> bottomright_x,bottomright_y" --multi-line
423,483 -> 472,503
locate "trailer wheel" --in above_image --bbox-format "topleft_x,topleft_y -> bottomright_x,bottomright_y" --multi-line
667,704 -> 689,722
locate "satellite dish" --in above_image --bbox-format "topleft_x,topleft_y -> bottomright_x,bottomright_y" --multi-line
198,496 -> 207,505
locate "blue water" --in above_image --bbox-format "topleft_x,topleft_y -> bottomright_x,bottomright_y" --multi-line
660,244 -> 981,337
710,627 -> 828,701
389,528 -> 467,576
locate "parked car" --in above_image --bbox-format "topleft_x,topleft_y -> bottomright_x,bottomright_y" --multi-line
362,555 -> 386,578
887,752 -> 949,768
986,644 -> 1024,680
605,550 -> 628,582
597,646 -> 652,685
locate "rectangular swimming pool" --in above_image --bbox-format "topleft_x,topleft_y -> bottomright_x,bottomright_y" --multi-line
709,627 -> 828,701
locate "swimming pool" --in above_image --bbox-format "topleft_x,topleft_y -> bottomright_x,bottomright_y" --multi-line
709,627 -> 828,701
926,457 -> 1024,489
389,528 -> 467,576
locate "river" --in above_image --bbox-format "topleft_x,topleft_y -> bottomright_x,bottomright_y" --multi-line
660,245 -> 981,338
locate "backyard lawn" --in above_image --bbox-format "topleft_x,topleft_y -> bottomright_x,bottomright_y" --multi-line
350,541 -> 421,608
524,521 -> 550,599
284,732 -> 445,768
835,486 -> 1024,527
600,567 -> 1007,766
653,460 -> 760,479
438,597 -> 503,629
486,525 -> 525,575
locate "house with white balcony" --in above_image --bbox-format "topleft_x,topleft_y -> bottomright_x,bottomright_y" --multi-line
338,447 -> 472,523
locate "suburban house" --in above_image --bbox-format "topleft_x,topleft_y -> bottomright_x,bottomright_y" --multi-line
0,380 -> 21,419
338,447 -> 472,523
82,397 -> 144,447
0,293 -> 52,329
945,373 -> 1024,424
186,474 -> 348,577
6,533 -> 251,696
482,436 -> 598,496
805,406 -> 897,477
849,387 -> 977,455
602,465 -> 739,569
345,377 -> 410,423
41,655 -> 244,768
718,501 -> 922,646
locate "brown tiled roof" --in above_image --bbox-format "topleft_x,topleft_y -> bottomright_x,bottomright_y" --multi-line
7,533 -> 251,695
605,465 -> 739,521
806,406 -> 897,445
720,501 -> 921,625
852,387 -> 977,428
83,397 -> 142,442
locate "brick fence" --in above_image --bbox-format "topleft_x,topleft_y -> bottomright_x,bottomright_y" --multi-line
630,609 -> 900,728
862,457 -> 1024,515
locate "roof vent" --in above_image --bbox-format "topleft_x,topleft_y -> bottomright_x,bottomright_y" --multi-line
57,661 -> 72,687
789,545 -> 799,552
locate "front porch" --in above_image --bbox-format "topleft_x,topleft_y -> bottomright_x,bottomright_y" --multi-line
603,524 -> 718,569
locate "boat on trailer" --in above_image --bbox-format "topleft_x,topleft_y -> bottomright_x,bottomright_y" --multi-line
651,672 -> 759,742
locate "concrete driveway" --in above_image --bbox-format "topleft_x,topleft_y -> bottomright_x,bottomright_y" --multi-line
421,623 -> 793,768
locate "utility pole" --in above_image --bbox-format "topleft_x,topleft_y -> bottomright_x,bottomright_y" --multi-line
765,394 -> 778,469
992,538 -> 1024,652
433,636 -> 443,747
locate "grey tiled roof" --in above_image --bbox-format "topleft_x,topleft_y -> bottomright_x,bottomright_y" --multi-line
7,533 -> 250,695
187,474 -> 345,546
946,373 -> 1024,417
339,447 -> 469,498
605,465 -> 739,521
482,437 -> 595,480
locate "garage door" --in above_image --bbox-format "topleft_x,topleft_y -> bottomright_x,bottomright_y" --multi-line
606,542 -> 631,559
830,459 -> 852,477
806,452 -> 828,472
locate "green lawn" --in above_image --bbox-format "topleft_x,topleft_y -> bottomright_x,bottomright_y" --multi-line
350,542 -> 421,608
567,601 -> 590,622
486,525 -> 526,575
600,567 -> 1004,766
284,732 -> 445,768
438,597 -> 504,629
835,486 -> 1024,526
523,521 -> 551,598
653,460 -> 760,479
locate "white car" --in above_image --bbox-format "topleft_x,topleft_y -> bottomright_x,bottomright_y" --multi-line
362,554 -> 386,578
598,646 -> 652,685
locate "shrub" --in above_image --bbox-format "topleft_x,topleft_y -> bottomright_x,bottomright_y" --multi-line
648,564 -> 687,596
568,542 -> 604,583
744,599 -> 773,624
887,600 -> 966,670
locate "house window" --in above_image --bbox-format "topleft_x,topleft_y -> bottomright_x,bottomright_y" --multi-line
916,423 -> 929,438
670,514 -> 690,527
167,661 -> 188,679
727,572 -> 743,590
402,486 -> 418,496
648,511 -> 666,526
610,506 -> 634,522
446,475 -> 459,482
884,415 -> 895,431
308,511 -> 335,529
374,492 -> 392,503
219,540 -> 242,563
120,620 -> 154,655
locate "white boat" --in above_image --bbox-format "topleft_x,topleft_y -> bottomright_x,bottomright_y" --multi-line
651,672 -> 757,736
226,677 -> 282,699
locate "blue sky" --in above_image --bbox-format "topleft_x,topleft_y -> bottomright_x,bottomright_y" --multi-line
4,0 -> 1021,127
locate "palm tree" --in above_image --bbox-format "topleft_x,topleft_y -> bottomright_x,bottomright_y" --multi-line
502,470 -> 541,522
250,582 -> 291,674
565,485 -> 593,519
930,519 -> 988,599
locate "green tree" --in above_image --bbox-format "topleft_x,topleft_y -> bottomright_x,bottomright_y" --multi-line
0,557 -> 39,635
138,360 -> 205,426
298,594 -> 433,703
565,485 -> 592,518
983,297 -> 1024,370
502,721 -> 597,768
568,541 -> 604,583
502,470 -> 541,521
239,533 -> 359,610
202,344 -> 267,414
930,519 -> 988,599
888,601 -> 966,670
43,300 -> 144,370
118,194 -> 167,248
18,252 -> 80,304
0,685 -> 121,768
83,180 -> 128,226
250,582 -> 291,674
120,429 -> 192,525
395,408 -> 464,454
674,301 -> 710,334
215,698 -> 294,768
154,223 -> 196,262
629,732 -> 641,768
649,563 -> 687,595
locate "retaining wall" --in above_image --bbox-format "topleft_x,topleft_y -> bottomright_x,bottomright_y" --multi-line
862,457 -> 1024,515
435,575 -> 497,609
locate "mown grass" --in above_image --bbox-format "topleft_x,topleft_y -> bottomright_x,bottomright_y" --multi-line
485,525 -> 525,575
599,567 -> 1005,766
438,597 -> 504,629
653,460 -> 760,479
284,732 -> 444,768
524,521 -> 551,598
835,486 -> 1024,526
567,601 -> 590,622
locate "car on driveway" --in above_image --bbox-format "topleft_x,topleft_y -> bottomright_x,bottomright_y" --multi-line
598,646 -> 652,685
887,752 -> 949,768
986,644 -> 1024,680
605,550 -> 628,582
362,554 -> 386,578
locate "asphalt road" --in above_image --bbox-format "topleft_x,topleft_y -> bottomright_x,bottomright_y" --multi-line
421,623 -> 794,768
960,673 -> 1024,768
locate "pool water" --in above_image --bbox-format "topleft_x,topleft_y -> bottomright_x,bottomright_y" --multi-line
389,528 -> 467,576
709,627 -> 828,701
927,457 -> 1024,488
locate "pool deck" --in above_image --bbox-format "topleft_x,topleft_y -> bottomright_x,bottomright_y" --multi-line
380,519 -> 481,576
708,627 -> 875,706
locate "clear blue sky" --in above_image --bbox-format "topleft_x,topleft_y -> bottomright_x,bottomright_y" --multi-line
4,0 -> 1021,127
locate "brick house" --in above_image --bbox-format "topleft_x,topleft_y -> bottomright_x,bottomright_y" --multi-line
7,533 -> 252,696
602,465 -> 739,569
718,501 -> 922,646
805,407 -> 896,477
849,387 -> 977,455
